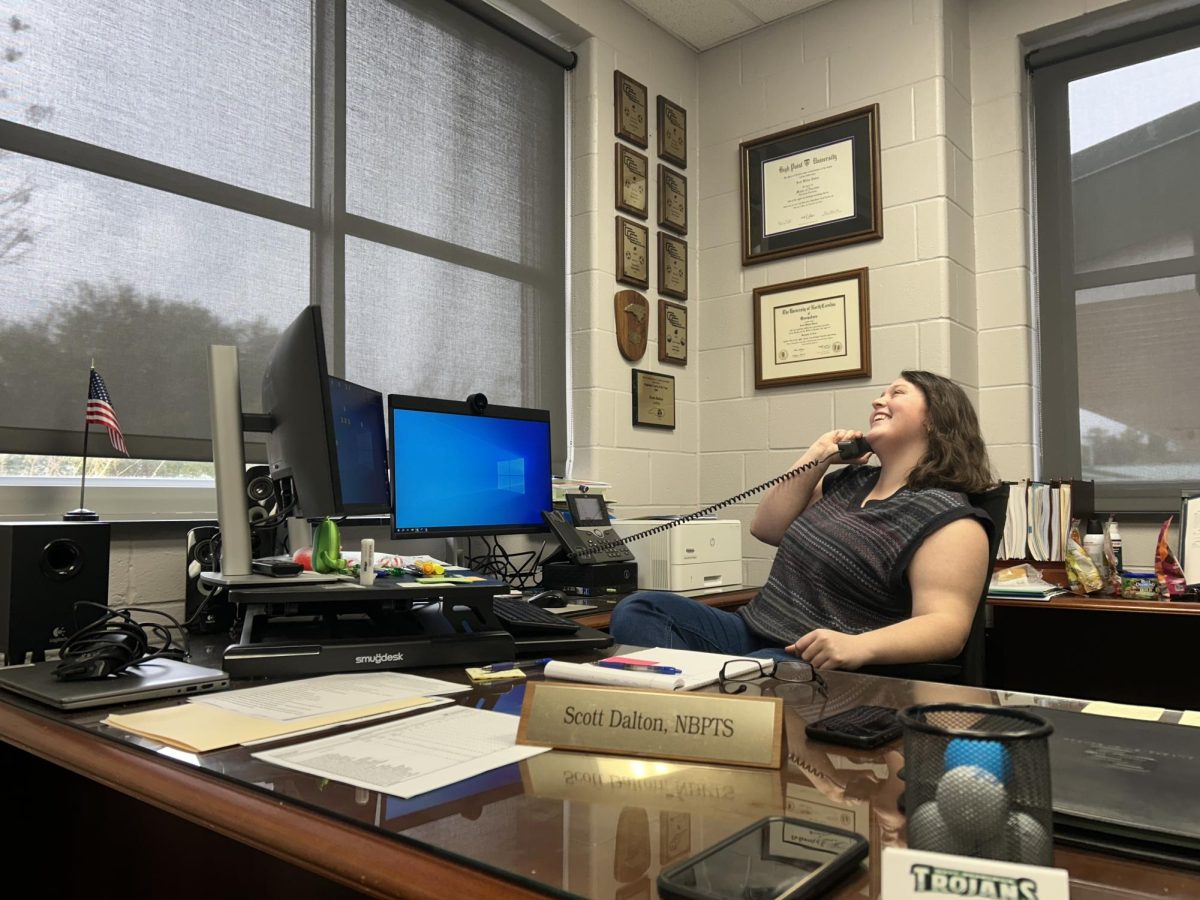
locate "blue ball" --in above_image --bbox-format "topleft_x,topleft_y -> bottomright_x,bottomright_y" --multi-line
944,738 -> 1009,782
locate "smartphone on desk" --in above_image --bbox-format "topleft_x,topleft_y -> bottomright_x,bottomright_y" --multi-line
657,816 -> 867,900
805,705 -> 901,749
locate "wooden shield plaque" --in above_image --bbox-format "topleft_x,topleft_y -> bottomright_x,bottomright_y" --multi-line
615,290 -> 649,361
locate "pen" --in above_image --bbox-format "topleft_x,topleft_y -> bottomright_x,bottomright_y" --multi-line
480,657 -> 552,673
595,661 -> 682,675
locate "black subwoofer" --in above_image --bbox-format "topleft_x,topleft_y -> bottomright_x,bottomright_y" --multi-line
0,522 -> 111,665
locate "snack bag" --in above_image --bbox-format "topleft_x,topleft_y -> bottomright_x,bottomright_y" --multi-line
1065,521 -> 1104,594
1155,515 -> 1188,598
1101,523 -> 1122,595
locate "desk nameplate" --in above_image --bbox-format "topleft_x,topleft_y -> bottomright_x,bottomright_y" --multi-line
517,682 -> 783,769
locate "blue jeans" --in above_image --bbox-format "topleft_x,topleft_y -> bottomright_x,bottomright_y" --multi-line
609,591 -> 796,663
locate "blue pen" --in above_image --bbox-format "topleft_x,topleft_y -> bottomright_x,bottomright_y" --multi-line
480,657 -> 552,673
595,661 -> 682,675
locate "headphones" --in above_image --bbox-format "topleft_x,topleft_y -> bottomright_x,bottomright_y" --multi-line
54,602 -> 188,681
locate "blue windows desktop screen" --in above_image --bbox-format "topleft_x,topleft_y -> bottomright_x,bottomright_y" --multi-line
390,405 -> 552,536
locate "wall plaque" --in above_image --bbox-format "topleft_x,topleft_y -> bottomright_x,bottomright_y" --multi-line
658,232 -> 687,300
616,216 -> 650,289
615,290 -> 649,361
615,71 -> 648,148
658,299 -> 686,365
616,143 -> 648,219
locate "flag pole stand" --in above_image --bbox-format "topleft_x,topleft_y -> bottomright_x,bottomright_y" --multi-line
65,367 -> 100,521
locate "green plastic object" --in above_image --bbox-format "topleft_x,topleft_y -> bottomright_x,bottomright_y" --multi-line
312,517 -> 348,574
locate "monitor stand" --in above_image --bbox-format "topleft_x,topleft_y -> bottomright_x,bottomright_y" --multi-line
219,582 -> 515,679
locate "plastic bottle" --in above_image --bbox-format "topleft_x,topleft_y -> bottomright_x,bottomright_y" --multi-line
1108,519 -> 1123,574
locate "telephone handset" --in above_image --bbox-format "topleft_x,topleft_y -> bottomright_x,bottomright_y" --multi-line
547,437 -> 871,563
542,493 -> 636,565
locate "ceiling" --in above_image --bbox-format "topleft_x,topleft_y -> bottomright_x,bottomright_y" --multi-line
621,0 -> 836,52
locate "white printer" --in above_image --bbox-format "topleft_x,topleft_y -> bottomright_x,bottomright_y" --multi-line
609,519 -> 742,593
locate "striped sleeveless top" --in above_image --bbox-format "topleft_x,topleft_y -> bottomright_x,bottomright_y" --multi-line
738,465 -> 985,644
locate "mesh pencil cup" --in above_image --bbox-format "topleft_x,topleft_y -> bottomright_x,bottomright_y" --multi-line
898,704 -> 1054,867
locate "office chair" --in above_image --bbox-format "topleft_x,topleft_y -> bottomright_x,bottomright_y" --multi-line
857,484 -> 1009,687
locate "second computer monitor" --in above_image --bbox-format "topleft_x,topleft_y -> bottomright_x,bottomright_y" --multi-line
388,394 -> 552,538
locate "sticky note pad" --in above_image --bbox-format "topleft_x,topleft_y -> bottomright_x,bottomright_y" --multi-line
1081,701 -> 1165,722
465,667 -> 526,684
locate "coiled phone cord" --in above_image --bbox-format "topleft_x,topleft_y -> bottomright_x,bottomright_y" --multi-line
568,447 -> 847,561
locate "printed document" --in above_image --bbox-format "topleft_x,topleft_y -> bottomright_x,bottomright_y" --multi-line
192,672 -> 469,721
251,705 -> 549,798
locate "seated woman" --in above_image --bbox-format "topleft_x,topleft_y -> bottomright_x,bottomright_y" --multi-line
609,370 -> 996,670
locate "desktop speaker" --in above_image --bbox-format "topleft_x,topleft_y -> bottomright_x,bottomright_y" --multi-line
184,526 -> 235,635
245,465 -> 277,524
0,522 -> 111,665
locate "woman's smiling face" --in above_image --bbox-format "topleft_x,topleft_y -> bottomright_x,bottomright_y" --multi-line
866,377 -> 929,452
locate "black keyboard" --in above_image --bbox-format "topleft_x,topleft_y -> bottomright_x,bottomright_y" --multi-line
491,598 -> 581,634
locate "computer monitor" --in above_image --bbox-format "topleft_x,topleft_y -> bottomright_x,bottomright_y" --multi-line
388,394 -> 552,538
261,306 -> 390,518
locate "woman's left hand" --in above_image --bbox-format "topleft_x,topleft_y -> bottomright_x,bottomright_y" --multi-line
788,629 -> 871,670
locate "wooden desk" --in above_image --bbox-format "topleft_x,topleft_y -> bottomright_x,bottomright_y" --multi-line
2,664 -> 1197,898
987,589 -> 1200,708
573,586 -> 758,630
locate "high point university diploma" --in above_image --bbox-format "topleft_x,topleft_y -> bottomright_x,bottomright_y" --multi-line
761,138 -> 855,237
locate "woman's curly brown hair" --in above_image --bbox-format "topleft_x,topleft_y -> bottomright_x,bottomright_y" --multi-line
899,370 -> 996,494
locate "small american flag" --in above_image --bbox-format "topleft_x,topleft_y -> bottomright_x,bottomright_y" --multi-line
87,369 -> 128,456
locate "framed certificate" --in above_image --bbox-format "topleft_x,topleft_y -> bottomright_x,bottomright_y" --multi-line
657,96 -> 687,168
658,232 -> 687,300
615,71 -> 648,148
615,144 -> 649,219
740,105 -> 882,265
616,216 -> 650,289
632,369 -> 675,429
658,165 -> 687,235
753,269 -> 871,388
658,300 -> 687,365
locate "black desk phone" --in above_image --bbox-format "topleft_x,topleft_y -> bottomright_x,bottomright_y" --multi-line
544,436 -> 871,564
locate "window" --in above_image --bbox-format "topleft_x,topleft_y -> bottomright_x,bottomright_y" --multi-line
0,0 -> 570,509
1031,14 -> 1200,512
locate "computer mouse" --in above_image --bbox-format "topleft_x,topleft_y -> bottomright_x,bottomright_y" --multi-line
528,590 -> 569,608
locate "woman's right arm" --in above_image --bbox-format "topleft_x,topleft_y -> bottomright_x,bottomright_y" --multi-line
749,428 -> 867,547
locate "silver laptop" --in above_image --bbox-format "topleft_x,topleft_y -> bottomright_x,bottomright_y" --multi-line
0,658 -> 229,710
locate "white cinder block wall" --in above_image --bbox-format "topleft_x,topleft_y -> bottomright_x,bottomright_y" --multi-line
104,0 -> 1165,606
695,0 -> 981,586
549,0 -> 1163,578
543,0 -> 703,518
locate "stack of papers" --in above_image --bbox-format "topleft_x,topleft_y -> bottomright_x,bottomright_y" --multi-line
104,672 -> 469,753
544,648 -> 763,692
986,580 -> 1068,601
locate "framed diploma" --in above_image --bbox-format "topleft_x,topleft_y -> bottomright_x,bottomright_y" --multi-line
658,232 -> 688,300
632,369 -> 675,429
614,71 -> 648,148
740,104 -> 882,265
616,216 -> 650,289
615,144 -> 649,219
657,96 -> 687,168
753,268 -> 871,388
658,165 -> 687,235
658,299 -> 687,365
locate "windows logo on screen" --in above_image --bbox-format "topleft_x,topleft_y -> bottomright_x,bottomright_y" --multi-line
497,457 -> 525,493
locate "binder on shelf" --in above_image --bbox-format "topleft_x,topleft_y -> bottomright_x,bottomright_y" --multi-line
996,479 -> 1094,563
